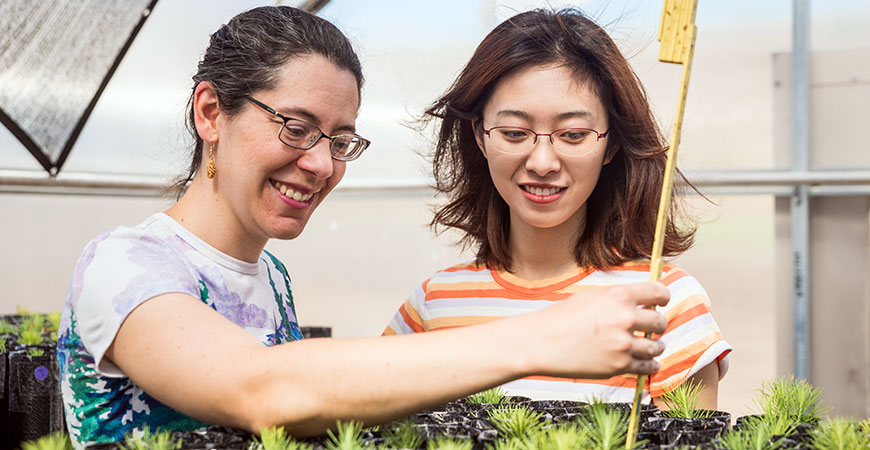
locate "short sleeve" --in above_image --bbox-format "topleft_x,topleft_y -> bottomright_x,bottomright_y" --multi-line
382,280 -> 429,336
649,265 -> 732,397
72,228 -> 201,376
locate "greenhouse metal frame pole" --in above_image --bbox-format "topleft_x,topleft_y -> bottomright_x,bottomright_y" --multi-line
791,0 -> 811,382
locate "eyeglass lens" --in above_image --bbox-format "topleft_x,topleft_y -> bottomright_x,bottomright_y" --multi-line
487,127 -> 602,156
279,119 -> 366,160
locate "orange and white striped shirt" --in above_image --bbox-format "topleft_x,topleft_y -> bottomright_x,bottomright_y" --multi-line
383,260 -> 731,402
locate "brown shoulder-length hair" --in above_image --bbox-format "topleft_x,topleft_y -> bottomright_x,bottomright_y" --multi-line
425,8 -> 695,271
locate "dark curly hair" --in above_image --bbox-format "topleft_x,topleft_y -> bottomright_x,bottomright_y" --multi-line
425,8 -> 695,271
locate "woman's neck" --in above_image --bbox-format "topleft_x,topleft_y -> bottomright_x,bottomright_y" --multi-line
507,211 -> 585,281
165,176 -> 267,263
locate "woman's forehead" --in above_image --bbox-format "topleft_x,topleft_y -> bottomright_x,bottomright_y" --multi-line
484,65 -> 605,123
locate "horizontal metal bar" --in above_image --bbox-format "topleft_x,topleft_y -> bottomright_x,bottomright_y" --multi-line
2,168 -> 870,197
686,169 -> 870,186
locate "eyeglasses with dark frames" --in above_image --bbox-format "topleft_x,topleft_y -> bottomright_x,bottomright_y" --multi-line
482,125 -> 608,157
246,96 -> 371,161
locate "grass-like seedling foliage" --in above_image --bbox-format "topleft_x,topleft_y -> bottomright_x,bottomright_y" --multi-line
580,402 -> 634,450
20,432 -> 72,450
119,427 -> 181,450
253,426 -> 313,450
756,375 -> 826,424
527,422 -> 590,450
20,313 -> 46,333
426,437 -> 472,450
0,338 -> 6,354
484,438 -> 526,450
325,421 -> 366,450
812,418 -> 870,449
0,320 -> 16,335
47,311 -> 62,333
19,328 -> 45,356
719,419 -> 785,450
488,404 -> 545,440
382,419 -> 423,449
661,379 -> 713,418
466,387 -> 506,404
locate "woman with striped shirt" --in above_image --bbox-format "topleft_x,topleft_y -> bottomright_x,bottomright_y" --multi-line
385,8 -> 731,409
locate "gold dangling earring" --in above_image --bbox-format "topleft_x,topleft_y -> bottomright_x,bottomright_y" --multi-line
206,142 -> 216,179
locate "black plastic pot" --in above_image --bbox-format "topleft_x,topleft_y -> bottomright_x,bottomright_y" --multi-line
7,346 -> 64,446
300,326 -> 332,339
0,341 -> 8,450
173,426 -> 253,450
639,415 -> 729,447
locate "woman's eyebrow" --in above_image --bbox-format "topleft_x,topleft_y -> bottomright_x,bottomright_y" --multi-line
495,109 -> 530,120
555,110 -> 593,121
495,110 -> 594,121
276,106 -> 356,133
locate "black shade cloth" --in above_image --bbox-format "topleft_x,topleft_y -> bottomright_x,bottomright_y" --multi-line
0,0 -> 158,175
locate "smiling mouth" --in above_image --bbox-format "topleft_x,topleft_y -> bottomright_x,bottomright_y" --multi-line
522,185 -> 564,196
271,179 -> 315,202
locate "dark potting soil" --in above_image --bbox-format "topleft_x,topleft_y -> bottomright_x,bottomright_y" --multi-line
83,427 -> 254,450
518,399 -> 585,410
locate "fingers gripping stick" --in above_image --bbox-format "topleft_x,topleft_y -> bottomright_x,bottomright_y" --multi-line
625,0 -> 699,448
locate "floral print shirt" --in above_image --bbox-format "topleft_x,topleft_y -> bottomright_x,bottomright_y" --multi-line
58,213 -> 302,448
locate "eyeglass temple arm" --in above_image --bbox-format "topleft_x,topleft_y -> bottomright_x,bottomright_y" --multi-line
246,96 -> 279,116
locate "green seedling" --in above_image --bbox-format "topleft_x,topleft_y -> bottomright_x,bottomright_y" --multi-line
119,427 -> 181,450
755,375 -> 826,424
325,421 -> 366,450
47,311 -> 62,333
0,339 -> 6,354
739,413 -> 793,437
488,404 -> 545,440
812,417 -> 870,449
466,387 -> 506,405
20,432 -> 72,450
718,419 -> 785,450
580,402 -> 634,450
526,422 -> 590,450
0,320 -> 16,335
19,328 -> 45,356
381,419 -> 423,449
20,313 -> 46,333
483,437 -> 526,450
425,437 -> 472,450
661,379 -> 713,418
253,426 -> 313,450
859,418 -> 870,433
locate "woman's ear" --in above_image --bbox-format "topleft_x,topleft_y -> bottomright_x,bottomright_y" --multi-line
193,81 -> 222,143
603,142 -> 618,166
471,118 -> 487,158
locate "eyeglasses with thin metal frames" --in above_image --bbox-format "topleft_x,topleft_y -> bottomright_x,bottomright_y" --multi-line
482,125 -> 608,156
245,96 -> 370,161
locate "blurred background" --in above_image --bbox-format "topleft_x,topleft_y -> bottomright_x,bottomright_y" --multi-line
1,0 -> 868,421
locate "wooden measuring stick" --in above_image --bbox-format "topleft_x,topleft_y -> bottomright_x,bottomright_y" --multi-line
625,0 -> 699,448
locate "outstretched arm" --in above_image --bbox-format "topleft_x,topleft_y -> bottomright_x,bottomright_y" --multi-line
106,282 -> 669,436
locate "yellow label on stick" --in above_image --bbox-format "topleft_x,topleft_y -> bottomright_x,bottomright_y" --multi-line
658,0 -> 698,64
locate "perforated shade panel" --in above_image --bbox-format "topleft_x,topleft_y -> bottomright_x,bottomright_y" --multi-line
0,0 -> 157,175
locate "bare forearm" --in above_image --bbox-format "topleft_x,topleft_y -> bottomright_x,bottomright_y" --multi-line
111,283 -> 671,436
247,317 -> 530,435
